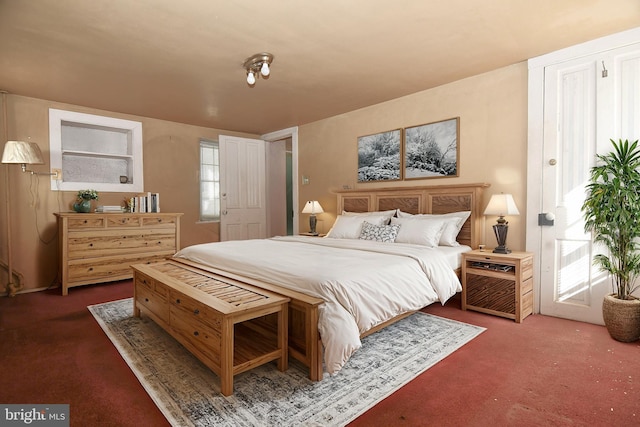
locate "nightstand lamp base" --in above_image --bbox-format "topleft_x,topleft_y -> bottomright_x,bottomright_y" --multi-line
492,223 -> 511,254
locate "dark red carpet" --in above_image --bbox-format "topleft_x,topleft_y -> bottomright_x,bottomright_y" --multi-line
1,281 -> 638,426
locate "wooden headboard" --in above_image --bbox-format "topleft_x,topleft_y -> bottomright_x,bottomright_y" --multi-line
335,183 -> 489,249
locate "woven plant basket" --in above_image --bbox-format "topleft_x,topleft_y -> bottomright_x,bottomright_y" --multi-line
602,294 -> 640,342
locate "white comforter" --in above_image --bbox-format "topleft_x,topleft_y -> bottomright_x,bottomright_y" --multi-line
173,236 -> 462,375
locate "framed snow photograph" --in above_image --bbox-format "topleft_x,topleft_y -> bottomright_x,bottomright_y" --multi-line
404,117 -> 459,180
357,129 -> 402,182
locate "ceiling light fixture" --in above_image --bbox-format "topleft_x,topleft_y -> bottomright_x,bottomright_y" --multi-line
243,52 -> 273,86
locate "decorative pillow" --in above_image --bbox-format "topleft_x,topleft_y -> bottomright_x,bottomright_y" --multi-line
397,210 -> 471,246
390,216 -> 447,247
326,215 -> 389,239
359,221 -> 401,243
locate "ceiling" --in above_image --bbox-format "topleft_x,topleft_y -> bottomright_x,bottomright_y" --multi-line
1,1 -> 639,135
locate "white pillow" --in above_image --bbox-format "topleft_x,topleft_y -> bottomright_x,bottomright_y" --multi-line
327,215 -> 388,239
342,209 -> 396,223
359,221 -> 401,243
390,216 -> 447,247
397,211 -> 471,246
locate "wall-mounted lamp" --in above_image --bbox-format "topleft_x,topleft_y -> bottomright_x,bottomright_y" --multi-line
1,140 -> 58,177
1,140 -> 59,297
302,200 -> 324,235
2,140 -> 45,171
243,52 -> 274,86
483,193 -> 520,254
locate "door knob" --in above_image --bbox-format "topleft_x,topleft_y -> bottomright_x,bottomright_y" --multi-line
538,212 -> 555,226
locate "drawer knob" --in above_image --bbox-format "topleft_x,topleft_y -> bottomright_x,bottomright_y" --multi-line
89,243 -> 93,247
176,298 -> 181,304
193,309 -> 200,315
88,267 -> 93,271
193,331 -> 199,336
145,298 -> 149,302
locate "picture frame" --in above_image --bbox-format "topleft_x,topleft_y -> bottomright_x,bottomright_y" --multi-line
404,117 -> 459,180
357,129 -> 402,182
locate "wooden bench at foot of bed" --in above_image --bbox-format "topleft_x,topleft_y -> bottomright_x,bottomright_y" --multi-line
132,260 -> 290,395
172,257 -> 326,381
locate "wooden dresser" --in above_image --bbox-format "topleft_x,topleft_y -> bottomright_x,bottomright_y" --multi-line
55,212 -> 182,295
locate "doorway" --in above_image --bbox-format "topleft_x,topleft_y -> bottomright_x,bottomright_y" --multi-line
262,127 -> 299,237
265,138 -> 293,236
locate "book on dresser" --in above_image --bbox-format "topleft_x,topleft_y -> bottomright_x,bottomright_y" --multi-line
129,192 -> 160,213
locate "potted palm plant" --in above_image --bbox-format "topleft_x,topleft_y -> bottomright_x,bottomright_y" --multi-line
582,139 -> 640,342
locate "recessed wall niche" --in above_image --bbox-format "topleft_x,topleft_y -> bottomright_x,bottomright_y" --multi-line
49,108 -> 143,192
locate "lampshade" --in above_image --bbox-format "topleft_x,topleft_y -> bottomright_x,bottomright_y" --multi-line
1,140 -> 45,165
302,200 -> 324,214
483,194 -> 520,217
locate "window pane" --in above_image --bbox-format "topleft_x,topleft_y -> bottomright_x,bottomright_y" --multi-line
202,146 -> 214,164
201,164 -> 214,181
199,140 -> 220,221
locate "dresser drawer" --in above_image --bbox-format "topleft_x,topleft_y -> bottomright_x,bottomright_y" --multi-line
142,216 -> 179,227
106,216 -> 142,227
67,230 -> 177,258
68,217 -> 105,229
68,251 -> 173,283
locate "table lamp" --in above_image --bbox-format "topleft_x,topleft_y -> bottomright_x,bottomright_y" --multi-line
483,193 -> 519,254
302,201 -> 324,235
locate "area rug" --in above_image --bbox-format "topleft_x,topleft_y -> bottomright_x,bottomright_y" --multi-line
89,298 -> 484,426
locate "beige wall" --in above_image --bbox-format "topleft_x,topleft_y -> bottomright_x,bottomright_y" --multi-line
0,94 -> 257,293
1,60 -> 529,294
298,62 -> 528,248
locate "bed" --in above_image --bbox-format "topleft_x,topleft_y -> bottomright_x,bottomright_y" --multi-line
173,183 -> 488,380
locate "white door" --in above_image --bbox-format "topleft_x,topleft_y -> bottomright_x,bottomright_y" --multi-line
219,135 -> 267,241
537,42 -> 640,324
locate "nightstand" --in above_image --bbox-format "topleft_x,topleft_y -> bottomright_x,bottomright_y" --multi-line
461,249 -> 534,323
